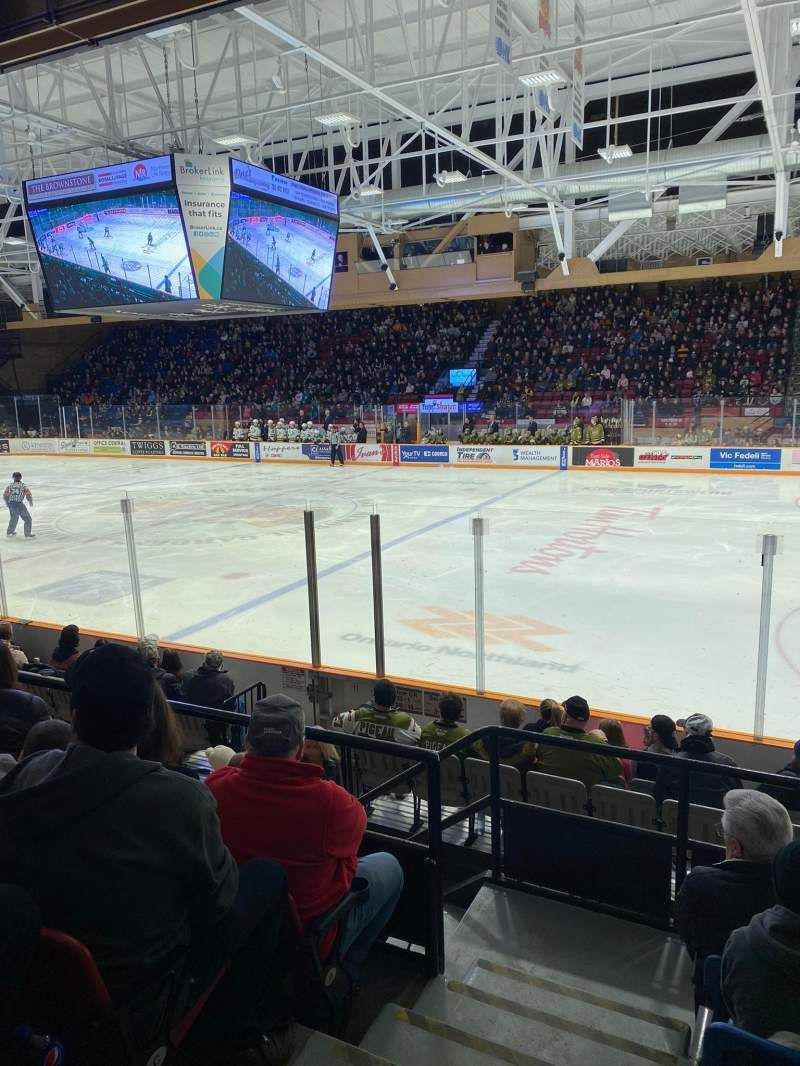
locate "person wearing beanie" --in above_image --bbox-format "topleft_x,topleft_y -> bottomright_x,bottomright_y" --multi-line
534,694 -> 625,791
655,713 -> 742,809
677,790 -> 793,1004
634,715 -> 679,782
759,739 -> 800,815
208,694 -> 403,976
332,679 -> 421,747
722,839 -> 800,1038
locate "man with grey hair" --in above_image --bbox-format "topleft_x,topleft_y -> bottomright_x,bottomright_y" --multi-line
677,788 -> 793,1002
137,634 -> 183,702
207,694 -> 403,978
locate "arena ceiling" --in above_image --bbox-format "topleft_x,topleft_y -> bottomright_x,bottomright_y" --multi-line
0,0 -> 799,308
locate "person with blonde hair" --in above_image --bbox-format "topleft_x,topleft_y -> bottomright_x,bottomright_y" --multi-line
477,698 -> 533,771
596,719 -> 632,786
302,738 -> 342,783
526,698 -> 564,735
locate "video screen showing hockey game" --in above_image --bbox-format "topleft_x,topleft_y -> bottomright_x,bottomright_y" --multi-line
26,185 -> 197,311
222,190 -> 338,310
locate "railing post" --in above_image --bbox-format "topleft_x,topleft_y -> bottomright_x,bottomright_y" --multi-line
370,511 -> 386,677
304,509 -> 322,668
488,730 -> 503,880
472,515 -> 486,694
754,533 -> 779,741
675,765 -> 691,891
120,496 -> 146,639
425,755 -> 445,976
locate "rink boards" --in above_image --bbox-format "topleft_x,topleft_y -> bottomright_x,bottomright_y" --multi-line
5,437 -> 800,473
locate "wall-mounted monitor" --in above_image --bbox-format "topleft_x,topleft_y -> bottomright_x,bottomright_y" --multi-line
449,367 -> 478,388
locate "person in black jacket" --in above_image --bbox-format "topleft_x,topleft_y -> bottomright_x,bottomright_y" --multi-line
183,649 -> 236,747
635,715 -> 679,782
138,636 -> 184,702
0,644 -> 293,1064
0,644 -> 50,757
655,713 -> 742,808
722,839 -> 800,1038
760,739 -> 800,815
676,789 -> 793,1003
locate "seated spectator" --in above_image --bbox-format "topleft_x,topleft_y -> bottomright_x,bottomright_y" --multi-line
19,718 -> 72,760
525,698 -> 564,735
0,645 -> 50,758
477,699 -> 534,771
332,679 -> 421,745
0,753 -> 16,781
656,713 -> 742,809
535,695 -> 624,791
183,649 -> 236,748
160,648 -> 185,694
677,790 -> 793,1002
596,719 -> 632,785
208,694 -> 403,976
635,715 -> 679,781
302,738 -> 342,784
48,624 -> 80,671
760,739 -> 800,815
419,693 -> 473,753
722,840 -> 800,1038
0,621 -> 27,668
0,644 -> 293,1065
138,686 -> 199,778
138,635 -> 184,702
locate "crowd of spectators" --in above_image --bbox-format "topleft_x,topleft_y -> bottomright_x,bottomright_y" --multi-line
48,279 -> 796,428
0,627 -> 799,1055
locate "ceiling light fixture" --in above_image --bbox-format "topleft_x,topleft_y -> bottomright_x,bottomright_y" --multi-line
434,170 -> 467,186
315,112 -> 357,128
519,69 -> 565,87
791,15 -> 800,35
271,73 -> 285,92
357,186 -> 383,198
598,144 -> 633,163
212,133 -> 258,148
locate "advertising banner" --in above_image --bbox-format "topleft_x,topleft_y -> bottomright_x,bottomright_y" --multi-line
420,398 -> 459,413
343,443 -> 398,464
169,440 -> 208,457
210,440 -> 251,458
781,448 -> 800,472
302,443 -> 332,461
130,440 -> 166,456
635,448 -> 708,470
91,439 -> 127,455
491,0 -> 513,67
400,444 -> 450,464
57,439 -> 92,454
509,445 -> 562,467
24,155 -> 172,205
11,438 -> 58,453
710,448 -> 782,471
571,446 -> 635,468
453,445 -> 497,465
173,155 -> 231,300
260,443 -> 304,461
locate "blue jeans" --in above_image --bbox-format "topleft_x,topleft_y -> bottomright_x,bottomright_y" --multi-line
339,853 -> 403,975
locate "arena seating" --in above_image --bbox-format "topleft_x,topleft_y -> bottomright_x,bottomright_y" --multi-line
52,278 -> 796,418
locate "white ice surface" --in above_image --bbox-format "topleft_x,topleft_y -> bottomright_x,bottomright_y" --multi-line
7,456 -> 800,737
232,218 -> 334,308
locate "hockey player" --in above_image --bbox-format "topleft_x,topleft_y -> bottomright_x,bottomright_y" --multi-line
162,275 -> 172,295
231,421 -> 245,442
265,420 -> 276,442
332,680 -> 421,746
287,421 -> 299,442
4,472 -> 34,539
104,225 -> 111,238
328,425 -> 345,467
248,420 -> 262,442
147,231 -> 154,247
101,255 -> 110,274
275,419 -> 288,442
87,236 -> 96,251
586,414 -> 605,444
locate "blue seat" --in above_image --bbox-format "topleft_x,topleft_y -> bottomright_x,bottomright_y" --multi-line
702,1023 -> 800,1064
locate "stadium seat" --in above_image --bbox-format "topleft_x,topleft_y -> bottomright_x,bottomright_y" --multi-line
524,770 -> 588,814
591,783 -> 658,830
414,755 -> 468,808
701,1023 -> 800,1065
661,799 -> 723,842
464,757 -> 524,802
630,777 -> 656,795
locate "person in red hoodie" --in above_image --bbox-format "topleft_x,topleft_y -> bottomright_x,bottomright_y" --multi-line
207,694 -> 403,976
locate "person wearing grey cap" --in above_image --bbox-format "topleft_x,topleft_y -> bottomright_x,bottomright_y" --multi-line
208,694 -> 404,978
655,713 -> 742,809
183,649 -> 236,746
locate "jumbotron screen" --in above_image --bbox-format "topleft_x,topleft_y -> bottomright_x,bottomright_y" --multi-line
24,157 -> 197,311
221,160 -> 339,311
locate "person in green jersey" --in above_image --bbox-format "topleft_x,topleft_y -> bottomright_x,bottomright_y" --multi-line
419,693 -> 475,755
586,414 -> 605,444
569,417 -> 584,444
332,679 -> 421,746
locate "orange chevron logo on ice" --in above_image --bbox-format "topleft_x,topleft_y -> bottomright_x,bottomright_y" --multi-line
401,607 -> 568,652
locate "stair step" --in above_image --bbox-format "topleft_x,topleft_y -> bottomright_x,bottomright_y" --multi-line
409,980 -> 683,1066
459,958 -> 689,1057
292,1029 -> 397,1066
361,1002 -> 554,1065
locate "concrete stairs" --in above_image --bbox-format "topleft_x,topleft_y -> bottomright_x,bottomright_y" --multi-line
295,883 -> 695,1066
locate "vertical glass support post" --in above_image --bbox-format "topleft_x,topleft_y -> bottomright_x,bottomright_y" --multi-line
36,396 -> 43,436
120,497 -> 146,639
754,533 -> 779,741
719,397 -> 725,444
304,509 -> 322,669
155,405 -> 161,440
792,399 -> 797,445
121,405 -> 126,439
0,547 -> 9,617
370,511 -> 386,677
75,405 -> 81,438
13,397 -> 20,438
472,515 -> 486,694
88,405 -> 94,438
651,400 -> 656,444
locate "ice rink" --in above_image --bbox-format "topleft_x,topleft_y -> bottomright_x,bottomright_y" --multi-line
5,455 -> 799,738
231,216 -> 334,308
